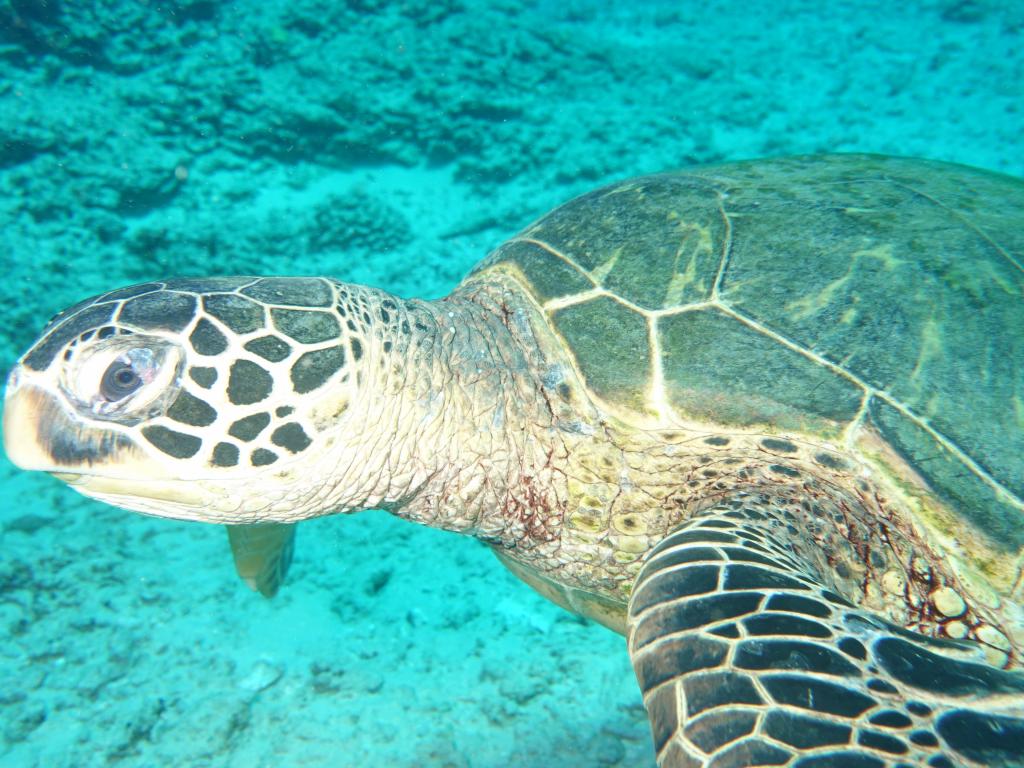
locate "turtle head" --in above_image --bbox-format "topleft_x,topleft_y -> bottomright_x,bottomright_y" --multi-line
3,277 -> 382,523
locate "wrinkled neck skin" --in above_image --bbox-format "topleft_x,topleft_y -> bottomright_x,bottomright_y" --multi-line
328,282 -> 556,543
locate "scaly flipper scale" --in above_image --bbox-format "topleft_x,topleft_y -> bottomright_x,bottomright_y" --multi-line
627,504 -> 1024,767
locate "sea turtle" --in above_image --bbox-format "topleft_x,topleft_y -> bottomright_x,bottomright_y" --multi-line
4,154 -> 1024,767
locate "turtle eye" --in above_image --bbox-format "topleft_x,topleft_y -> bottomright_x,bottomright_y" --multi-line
63,339 -> 183,421
100,359 -> 144,401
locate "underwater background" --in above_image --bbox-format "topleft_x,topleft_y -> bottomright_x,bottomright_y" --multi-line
0,1 -> 1021,766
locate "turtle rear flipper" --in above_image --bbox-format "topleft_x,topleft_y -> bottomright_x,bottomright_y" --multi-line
226,523 -> 296,598
627,505 -> 1024,768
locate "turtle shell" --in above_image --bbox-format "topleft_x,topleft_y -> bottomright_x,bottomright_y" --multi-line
466,154 -> 1023,586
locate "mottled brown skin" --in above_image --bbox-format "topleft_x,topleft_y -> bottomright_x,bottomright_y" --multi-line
487,409 -> 1015,667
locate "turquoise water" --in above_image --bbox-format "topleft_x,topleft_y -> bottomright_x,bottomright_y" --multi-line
0,1 -> 1021,766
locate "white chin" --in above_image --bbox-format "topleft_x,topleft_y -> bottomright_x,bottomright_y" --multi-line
68,474 -> 242,523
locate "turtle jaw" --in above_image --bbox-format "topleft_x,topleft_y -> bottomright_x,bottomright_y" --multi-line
3,379 -> 232,521
3,373 -> 171,482
62,474 -> 231,522
3,372 -> 301,524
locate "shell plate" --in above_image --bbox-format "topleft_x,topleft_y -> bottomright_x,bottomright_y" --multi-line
468,154 -> 1024,567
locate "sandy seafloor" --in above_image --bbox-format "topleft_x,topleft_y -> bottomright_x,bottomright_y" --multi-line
0,0 -> 1021,766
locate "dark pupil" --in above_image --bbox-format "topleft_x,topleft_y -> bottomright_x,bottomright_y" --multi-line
101,362 -> 143,400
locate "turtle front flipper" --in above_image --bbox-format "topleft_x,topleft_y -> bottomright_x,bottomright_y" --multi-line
226,523 -> 296,598
627,505 -> 1024,768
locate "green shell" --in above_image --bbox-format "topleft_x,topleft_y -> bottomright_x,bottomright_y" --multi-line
470,154 -> 1024,558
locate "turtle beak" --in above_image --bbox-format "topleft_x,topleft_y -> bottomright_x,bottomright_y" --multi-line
3,368 -> 60,471
3,365 -> 146,476
3,366 -> 213,513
